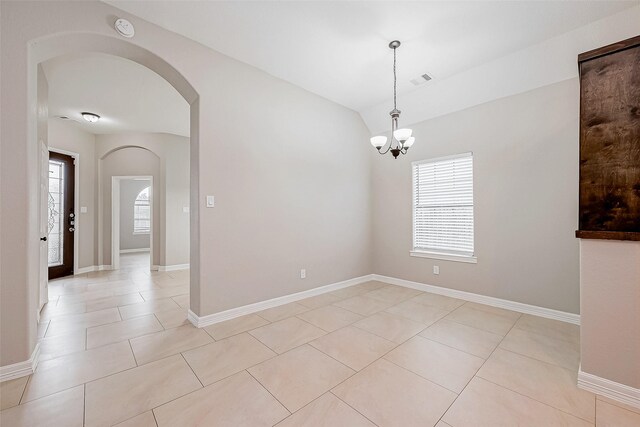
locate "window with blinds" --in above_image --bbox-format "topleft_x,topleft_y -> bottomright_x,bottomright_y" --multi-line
133,187 -> 151,234
412,152 -> 474,259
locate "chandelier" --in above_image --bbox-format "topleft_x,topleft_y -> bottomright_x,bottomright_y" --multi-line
370,40 -> 415,159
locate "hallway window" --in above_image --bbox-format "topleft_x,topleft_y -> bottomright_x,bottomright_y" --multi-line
134,187 -> 151,234
411,152 -> 476,263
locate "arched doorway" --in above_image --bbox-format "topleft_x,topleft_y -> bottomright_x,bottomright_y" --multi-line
28,32 -> 201,358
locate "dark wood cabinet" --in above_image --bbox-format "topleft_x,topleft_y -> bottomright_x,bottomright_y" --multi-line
576,35 -> 640,241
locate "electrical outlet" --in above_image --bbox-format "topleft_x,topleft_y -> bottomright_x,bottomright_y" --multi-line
300,269 -> 306,279
433,265 -> 440,275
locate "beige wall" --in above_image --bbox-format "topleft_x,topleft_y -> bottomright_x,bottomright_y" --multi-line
163,138 -> 190,267
119,179 -> 151,251
96,133 -> 190,268
0,1 -> 371,365
580,239 -> 640,389
48,119 -> 97,270
371,79 -> 581,314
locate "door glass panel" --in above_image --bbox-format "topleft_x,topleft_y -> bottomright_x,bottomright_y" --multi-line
48,160 -> 64,267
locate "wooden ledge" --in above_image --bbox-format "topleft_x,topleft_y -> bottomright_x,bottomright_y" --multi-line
576,230 -> 640,241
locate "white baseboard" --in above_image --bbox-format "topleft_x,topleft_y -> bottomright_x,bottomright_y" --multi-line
76,265 -> 97,274
188,274 -> 375,328
578,368 -> 640,409
0,343 -> 40,383
120,248 -> 150,254
98,265 -> 112,271
188,272 -> 580,328
158,263 -> 190,272
372,274 -> 580,325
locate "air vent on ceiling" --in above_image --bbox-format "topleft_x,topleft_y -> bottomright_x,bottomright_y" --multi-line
410,73 -> 432,86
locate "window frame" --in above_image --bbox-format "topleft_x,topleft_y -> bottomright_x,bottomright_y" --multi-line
410,152 -> 477,264
133,186 -> 151,235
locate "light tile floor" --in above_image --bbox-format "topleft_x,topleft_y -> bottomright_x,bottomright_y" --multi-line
1,253 -> 639,426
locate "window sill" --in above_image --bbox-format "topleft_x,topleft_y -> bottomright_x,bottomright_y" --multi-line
410,250 -> 477,264
133,231 -> 150,235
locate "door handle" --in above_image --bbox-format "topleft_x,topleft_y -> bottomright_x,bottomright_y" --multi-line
40,236 -> 47,241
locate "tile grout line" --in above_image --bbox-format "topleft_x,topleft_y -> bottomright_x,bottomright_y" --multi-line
179,352 -> 204,388
495,341 -> 579,371
245,369 -> 292,417
434,312 -> 522,425
127,338 -> 140,367
350,317 -> 429,345
83,383 -> 86,427
328,391 -> 382,427
475,332 -> 595,423
596,398 -> 640,418
311,322 -> 433,425
449,312 -> 594,425
151,407 -> 160,427
151,312 -> 166,331
382,356 -> 464,396
457,303 -> 580,346
477,375 -> 596,424
17,374 -> 31,406
416,332 -> 495,360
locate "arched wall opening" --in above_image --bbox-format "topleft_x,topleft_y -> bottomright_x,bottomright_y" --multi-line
20,32 -> 201,365
99,146 -> 162,271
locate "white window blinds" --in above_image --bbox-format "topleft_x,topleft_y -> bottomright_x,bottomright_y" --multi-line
412,153 -> 474,257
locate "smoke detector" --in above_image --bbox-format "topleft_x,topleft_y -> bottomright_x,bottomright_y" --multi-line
410,73 -> 433,86
114,18 -> 135,38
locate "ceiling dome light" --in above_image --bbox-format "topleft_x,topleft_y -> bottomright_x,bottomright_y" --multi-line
81,112 -> 100,123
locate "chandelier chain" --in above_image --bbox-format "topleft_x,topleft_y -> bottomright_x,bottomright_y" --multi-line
393,46 -> 397,111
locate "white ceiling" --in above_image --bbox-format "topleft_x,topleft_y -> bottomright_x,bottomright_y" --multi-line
106,0 -> 636,113
43,53 -> 189,136
46,1 -> 637,136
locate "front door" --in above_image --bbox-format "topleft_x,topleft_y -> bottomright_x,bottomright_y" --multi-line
48,151 -> 75,280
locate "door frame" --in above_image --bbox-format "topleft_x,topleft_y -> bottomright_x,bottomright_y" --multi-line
39,141 -> 49,314
49,147 -> 80,275
111,176 -> 154,271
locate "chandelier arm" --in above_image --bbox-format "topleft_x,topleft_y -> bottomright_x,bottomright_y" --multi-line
378,140 -> 393,155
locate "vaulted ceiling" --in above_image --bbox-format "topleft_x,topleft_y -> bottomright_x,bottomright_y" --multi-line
51,1 -> 637,136
106,1 -> 635,111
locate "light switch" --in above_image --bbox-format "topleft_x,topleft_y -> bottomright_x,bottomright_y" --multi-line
80,206 -> 88,214
206,196 -> 215,208
182,206 -> 190,213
